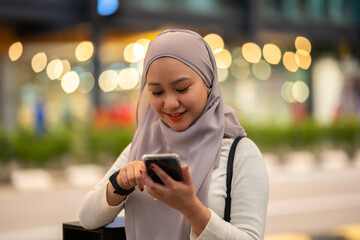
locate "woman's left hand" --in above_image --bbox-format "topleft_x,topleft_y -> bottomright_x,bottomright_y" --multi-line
142,163 -> 197,214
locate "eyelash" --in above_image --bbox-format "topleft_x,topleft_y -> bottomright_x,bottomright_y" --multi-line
151,86 -> 190,96
152,91 -> 163,96
177,86 -> 189,93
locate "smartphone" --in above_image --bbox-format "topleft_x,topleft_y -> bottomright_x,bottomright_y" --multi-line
142,153 -> 183,185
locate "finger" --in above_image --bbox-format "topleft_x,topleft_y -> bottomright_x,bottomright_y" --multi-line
119,168 -> 130,189
126,166 -> 137,187
150,164 -> 173,186
144,180 -> 164,200
136,168 -> 145,191
143,170 -> 166,193
181,164 -> 192,184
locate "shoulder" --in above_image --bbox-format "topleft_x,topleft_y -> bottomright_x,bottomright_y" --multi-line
221,137 -> 266,175
221,137 -> 262,159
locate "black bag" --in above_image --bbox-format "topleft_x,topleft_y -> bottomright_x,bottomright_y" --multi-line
63,216 -> 126,240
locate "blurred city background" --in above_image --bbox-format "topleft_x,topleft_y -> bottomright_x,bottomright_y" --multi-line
0,0 -> 360,239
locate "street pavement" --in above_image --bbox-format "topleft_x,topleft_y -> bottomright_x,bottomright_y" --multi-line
0,161 -> 360,240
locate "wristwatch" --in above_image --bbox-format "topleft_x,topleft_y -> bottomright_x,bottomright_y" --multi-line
109,170 -> 135,196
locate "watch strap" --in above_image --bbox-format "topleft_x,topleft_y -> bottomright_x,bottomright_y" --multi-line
109,170 -> 135,195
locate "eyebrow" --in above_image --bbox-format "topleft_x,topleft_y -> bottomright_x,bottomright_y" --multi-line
147,77 -> 190,86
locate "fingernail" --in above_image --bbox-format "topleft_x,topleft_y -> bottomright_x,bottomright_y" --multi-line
140,170 -> 143,174
150,164 -> 155,169
140,188 -> 144,192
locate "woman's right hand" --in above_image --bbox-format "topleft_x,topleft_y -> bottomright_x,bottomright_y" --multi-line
117,160 -> 146,191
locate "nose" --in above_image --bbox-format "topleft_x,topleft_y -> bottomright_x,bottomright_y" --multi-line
164,93 -> 180,110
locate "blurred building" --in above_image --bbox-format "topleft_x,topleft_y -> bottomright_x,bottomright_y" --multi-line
0,0 -> 359,131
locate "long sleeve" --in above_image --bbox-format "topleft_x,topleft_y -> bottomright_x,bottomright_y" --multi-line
191,138 -> 269,240
79,144 -> 132,229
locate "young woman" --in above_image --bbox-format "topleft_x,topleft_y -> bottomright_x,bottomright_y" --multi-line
79,29 -> 269,240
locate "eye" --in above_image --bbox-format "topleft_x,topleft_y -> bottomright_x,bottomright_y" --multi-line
177,86 -> 190,93
151,91 -> 163,96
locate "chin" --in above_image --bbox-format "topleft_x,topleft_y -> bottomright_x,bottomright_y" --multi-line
169,123 -> 188,132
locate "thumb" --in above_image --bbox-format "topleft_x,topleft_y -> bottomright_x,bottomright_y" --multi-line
181,164 -> 192,184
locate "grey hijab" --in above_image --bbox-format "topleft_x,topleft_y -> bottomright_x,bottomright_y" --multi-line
125,29 -> 246,240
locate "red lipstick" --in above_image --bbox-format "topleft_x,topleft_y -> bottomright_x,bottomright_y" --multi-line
167,111 -> 186,121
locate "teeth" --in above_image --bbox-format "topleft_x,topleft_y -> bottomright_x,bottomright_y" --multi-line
169,113 -> 182,117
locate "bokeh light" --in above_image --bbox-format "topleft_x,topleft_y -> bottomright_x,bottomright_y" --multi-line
295,50 -> 312,69
214,49 -> 232,69
118,68 -> 140,90
79,72 -> 95,94
218,68 -> 229,82
281,81 -> 309,103
31,52 -> 47,73
135,38 -> 151,53
283,51 -> 299,72
124,43 -> 145,63
292,81 -> 309,102
46,59 -> 63,80
75,41 -> 94,62
8,41 -> 23,61
281,81 -> 295,103
99,69 -> 118,92
263,44 -> 281,65
97,0 -> 119,16
61,71 -> 80,94
264,233 -> 311,240
230,58 -> 250,79
252,60 -> 272,80
295,36 -> 311,55
204,33 -> 224,53
242,42 -> 262,63
57,60 -> 71,80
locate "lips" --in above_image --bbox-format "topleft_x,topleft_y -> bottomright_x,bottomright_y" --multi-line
166,111 -> 187,121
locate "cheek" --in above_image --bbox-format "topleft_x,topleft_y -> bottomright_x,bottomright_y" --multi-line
184,90 -> 208,112
148,96 -> 162,113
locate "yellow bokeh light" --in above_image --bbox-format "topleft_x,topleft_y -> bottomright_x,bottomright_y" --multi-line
99,70 -> 118,92
292,81 -> 309,103
124,43 -> 145,63
46,59 -> 63,80
265,232 -> 311,240
217,68 -> 229,82
75,41 -> 94,62
8,41 -> 23,61
295,51 -> 312,69
136,38 -> 151,53
263,44 -> 281,65
283,51 -> 299,72
295,36 -> 311,54
281,81 -> 295,103
214,49 -> 232,69
61,71 -> 80,94
204,33 -> 224,53
57,59 -> 71,80
252,60 -> 272,80
242,42 -> 262,63
118,68 -> 140,90
31,52 -> 47,73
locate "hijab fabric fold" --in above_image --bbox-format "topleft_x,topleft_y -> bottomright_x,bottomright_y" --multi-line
125,29 -> 246,240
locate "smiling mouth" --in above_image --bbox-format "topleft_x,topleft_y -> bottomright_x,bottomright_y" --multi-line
166,111 -> 187,121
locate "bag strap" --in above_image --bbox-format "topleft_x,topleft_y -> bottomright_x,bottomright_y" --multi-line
224,136 -> 244,222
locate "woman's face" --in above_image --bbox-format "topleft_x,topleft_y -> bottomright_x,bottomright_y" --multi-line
146,57 -> 209,131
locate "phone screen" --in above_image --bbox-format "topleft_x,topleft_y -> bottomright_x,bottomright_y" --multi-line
142,154 -> 183,185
